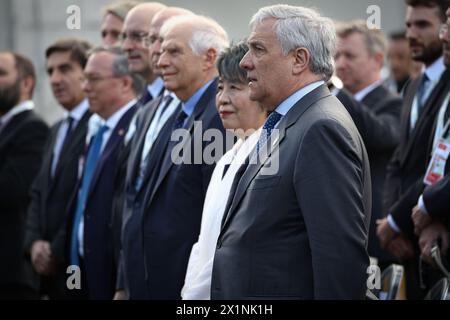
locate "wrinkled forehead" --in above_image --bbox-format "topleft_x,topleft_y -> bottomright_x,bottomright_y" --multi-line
161,24 -> 192,47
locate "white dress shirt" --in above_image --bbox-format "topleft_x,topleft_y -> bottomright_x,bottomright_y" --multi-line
182,129 -> 261,300
51,99 -> 89,176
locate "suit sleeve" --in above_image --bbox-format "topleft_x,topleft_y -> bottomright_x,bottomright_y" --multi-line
24,125 -> 59,253
0,120 -> 49,209
294,118 -> 370,299
338,90 -> 401,152
423,174 -> 450,218
389,178 -> 425,236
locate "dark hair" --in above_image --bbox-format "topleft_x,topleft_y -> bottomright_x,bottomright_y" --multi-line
389,31 -> 407,41
405,0 -> 450,22
45,38 -> 93,69
3,51 -> 37,97
88,46 -> 145,95
216,41 -> 248,84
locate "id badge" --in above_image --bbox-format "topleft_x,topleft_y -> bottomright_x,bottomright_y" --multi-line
424,137 -> 450,185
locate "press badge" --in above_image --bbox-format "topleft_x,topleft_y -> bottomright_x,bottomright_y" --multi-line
424,132 -> 450,185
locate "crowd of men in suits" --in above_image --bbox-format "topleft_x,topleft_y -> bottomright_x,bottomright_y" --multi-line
0,0 -> 449,300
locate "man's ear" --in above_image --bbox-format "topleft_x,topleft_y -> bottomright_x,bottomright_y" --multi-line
372,51 -> 384,70
203,48 -> 218,70
121,75 -> 133,93
292,47 -> 310,75
21,76 -> 34,98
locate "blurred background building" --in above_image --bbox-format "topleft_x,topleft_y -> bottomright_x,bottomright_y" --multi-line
0,0 -> 406,124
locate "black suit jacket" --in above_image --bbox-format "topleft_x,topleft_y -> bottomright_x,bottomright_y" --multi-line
337,85 -> 402,263
24,109 -> 91,295
211,85 -> 372,299
384,69 -> 450,235
0,109 -> 49,288
140,79 -> 228,299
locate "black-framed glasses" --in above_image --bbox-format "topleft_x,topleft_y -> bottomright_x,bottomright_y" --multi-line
439,24 -> 450,40
119,31 -> 148,44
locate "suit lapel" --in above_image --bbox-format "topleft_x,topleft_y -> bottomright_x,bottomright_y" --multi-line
128,97 -> 162,185
400,70 -> 450,165
145,79 -> 218,208
87,105 -> 137,200
0,110 -> 31,151
51,111 -> 91,184
220,84 -> 331,233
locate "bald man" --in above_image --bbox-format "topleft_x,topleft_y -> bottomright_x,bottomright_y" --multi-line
121,2 -> 166,106
115,7 -> 195,300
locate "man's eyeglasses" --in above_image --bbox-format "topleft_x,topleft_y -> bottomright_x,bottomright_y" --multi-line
143,35 -> 161,48
83,74 -> 119,85
119,31 -> 148,44
439,24 -> 450,40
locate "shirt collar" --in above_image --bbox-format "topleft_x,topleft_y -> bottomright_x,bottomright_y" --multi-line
424,56 -> 445,83
354,80 -> 383,102
147,77 -> 164,99
87,98 -> 137,141
182,79 -> 214,117
0,100 -> 34,125
275,81 -> 325,116
64,98 -> 89,121
104,98 -> 137,130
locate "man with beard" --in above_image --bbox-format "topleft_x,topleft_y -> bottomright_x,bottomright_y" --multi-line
410,5 -> 450,292
24,38 -> 92,299
0,51 -> 49,299
377,0 -> 450,299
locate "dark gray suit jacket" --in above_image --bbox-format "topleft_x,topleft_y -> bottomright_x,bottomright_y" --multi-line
337,85 -> 402,264
211,84 -> 372,300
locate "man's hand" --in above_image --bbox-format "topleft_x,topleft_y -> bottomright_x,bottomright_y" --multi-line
386,234 -> 415,261
418,221 -> 450,265
376,218 -> 397,249
411,205 -> 432,236
113,290 -> 127,300
30,240 -> 55,276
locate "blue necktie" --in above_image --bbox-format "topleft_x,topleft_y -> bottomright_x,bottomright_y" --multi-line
173,108 -> 188,131
138,89 -> 153,107
258,111 -> 282,151
251,111 -> 282,163
70,124 -> 109,266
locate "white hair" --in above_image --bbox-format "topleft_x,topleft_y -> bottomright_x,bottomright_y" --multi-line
250,4 -> 336,81
160,15 -> 229,57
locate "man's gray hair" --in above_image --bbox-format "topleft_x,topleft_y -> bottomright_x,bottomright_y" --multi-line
160,15 -> 230,57
89,46 -> 145,95
250,4 -> 336,81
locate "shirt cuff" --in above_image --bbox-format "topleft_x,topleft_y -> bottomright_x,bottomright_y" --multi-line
417,195 -> 429,215
387,214 -> 401,233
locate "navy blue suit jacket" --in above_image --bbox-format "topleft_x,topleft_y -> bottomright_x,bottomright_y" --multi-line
140,79 -> 228,299
66,104 -> 137,299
